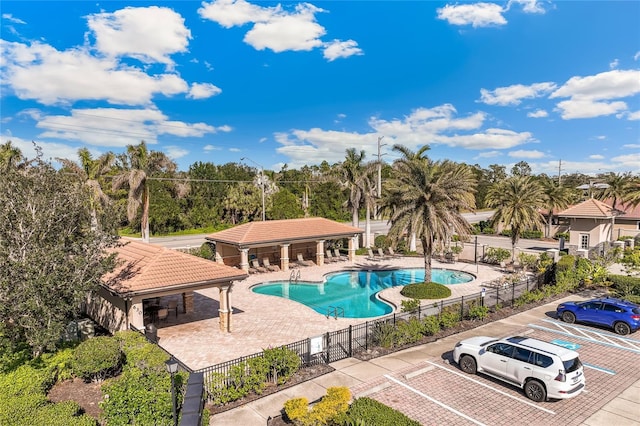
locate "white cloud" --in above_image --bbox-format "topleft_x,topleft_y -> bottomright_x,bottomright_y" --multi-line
595,135 -> 606,140
480,82 -> 556,106
203,144 -> 222,151
628,110 -> 640,120
550,69 -> 640,119
275,104 -> 534,168
1,41 -> 188,105
323,40 -> 363,61
609,59 -> 619,69
475,150 -> 501,158
87,7 -> 191,67
34,108 -> 221,147
507,0 -> 547,14
200,1 -> 349,56
229,147 -> 242,152
0,135 -> 82,164
164,145 -> 189,159
527,109 -> 548,118
188,83 -> 222,99
634,51 -> 640,61
508,149 -> 545,159
2,13 -> 26,24
623,144 -> 640,149
437,3 -> 507,28
589,154 -> 605,160
611,152 -> 640,170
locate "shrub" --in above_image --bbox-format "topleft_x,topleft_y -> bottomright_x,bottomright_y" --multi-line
284,397 -> 309,423
484,247 -> 510,264
554,232 -> 569,241
421,315 -> 441,335
72,336 -> 123,382
262,346 -> 301,385
401,282 -> 451,299
114,330 -> 168,373
400,298 -> 420,314
284,387 -> 350,426
371,321 -> 396,349
609,274 -> 640,299
521,230 -> 543,239
343,397 -> 421,426
467,303 -> 489,321
439,304 -> 461,328
374,234 -> 390,249
394,317 -> 425,346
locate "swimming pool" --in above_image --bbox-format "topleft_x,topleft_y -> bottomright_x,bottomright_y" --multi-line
251,268 -> 474,318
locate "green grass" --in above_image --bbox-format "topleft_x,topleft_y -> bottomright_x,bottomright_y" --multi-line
400,282 -> 451,299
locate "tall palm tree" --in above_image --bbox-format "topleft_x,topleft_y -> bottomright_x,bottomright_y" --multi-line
57,148 -> 115,231
598,172 -> 633,210
486,175 -> 546,260
381,145 -> 476,283
0,141 -> 24,172
540,178 -> 573,238
332,149 -> 378,247
623,176 -> 640,208
112,141 -> 176,243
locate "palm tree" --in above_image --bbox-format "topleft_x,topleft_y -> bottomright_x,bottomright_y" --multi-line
112,141 -> 176,243
623,176 -> 640,208
381,145 -> 476,283
332,149 -> 378,247
0,141 -> 24,172
540,178 -> 573,238
598,172 -> 633,210
486,175 -> 546,260
56,148 -> 115,231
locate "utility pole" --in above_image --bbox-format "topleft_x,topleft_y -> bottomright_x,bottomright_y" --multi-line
375,136 -> 386,220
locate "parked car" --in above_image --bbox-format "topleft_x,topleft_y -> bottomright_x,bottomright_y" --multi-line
556,297 -> 640,335
452,335 -> 585,402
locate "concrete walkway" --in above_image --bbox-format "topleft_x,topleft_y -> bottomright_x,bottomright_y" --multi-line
211,295 -> 640,426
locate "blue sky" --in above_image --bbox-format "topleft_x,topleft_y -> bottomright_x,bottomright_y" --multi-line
1,1 -> 639,175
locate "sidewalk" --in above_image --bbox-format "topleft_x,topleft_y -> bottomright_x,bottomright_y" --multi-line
211,295 -> 640,425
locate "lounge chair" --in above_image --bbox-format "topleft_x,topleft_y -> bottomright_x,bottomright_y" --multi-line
251,259 -> 267,273
333,248 -> 348,261
366,248 -> 379,261
325,250 -> 338,263
156,308 -> 169,323
262,257 -> 280,272
387,247 -> 401,258
296,253 -> 314,267
167,300 -> 179,317
377,248 -> 391,259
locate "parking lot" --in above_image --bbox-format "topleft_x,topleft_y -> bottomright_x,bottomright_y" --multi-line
351,319 -> 640,426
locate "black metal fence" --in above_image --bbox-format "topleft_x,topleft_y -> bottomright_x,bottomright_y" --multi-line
195,272 -> 544,402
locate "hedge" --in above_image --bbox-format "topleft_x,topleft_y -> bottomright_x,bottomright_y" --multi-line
401,282 -> 451,299
342,397 -> 421,426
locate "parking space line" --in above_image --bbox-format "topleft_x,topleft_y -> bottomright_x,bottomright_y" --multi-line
384,374 -> 487,426
541,319 -> 640,345
425,361 -> 556,414
583,363 -> 616,375
529,323 -> 640,354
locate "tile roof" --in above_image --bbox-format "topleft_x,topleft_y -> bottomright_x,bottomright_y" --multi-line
102,238 -> 247,296
558,198 -> 617,218
205,217 -> 363,247
601,198 -> 640,219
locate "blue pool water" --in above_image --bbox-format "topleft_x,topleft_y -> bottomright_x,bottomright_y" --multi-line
251,268 -> 474,318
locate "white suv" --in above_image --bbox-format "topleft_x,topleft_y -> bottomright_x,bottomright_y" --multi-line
452,335 -> 585,402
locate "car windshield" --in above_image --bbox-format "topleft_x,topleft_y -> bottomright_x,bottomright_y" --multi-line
563,357 -> 582,373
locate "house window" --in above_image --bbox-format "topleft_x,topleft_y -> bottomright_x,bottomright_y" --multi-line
580,234 -> 589,250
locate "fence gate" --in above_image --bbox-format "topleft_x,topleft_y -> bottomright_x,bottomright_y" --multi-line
326,327 -> 352,363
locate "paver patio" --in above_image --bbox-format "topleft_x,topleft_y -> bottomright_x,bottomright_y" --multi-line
155,255 -> 506,370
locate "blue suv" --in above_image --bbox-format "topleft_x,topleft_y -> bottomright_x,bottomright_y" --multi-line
556,297 -> 640,335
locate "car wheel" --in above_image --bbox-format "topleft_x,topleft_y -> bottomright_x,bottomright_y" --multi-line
614,321 -> 631,336
561,311 -> 576,324
524,379 -> 547,402
459,354 -> 477,374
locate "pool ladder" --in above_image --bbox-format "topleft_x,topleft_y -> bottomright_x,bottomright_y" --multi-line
326,306 -> 344,319
289,269 -> 301,283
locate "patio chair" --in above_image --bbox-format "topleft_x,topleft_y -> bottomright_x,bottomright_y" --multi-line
333,248 -> 348,261
167,300 -> 179,317
296,253 -> 314,267
262,257 -> 280,272
156,308 -> 169,323
251,259 -> 267,273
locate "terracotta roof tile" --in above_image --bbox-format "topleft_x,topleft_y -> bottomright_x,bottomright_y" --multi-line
206,217 -> 363,246
558,198 -> 617,218
103,238 -> 247,295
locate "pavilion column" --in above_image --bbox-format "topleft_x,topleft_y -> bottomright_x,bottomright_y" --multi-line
239,248 -> 249,273
348,235 -> 357,262
316,240 -> 325,266
129,298 -> 144,330
218,285 -> 232,333
280,244 -> 290,271
182,291 -> 194,314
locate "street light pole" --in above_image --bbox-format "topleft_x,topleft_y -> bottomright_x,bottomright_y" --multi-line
241,157 -> 266,221
165,357 -> 178,426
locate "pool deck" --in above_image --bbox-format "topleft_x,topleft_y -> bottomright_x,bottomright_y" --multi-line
155,255 -> 507,370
